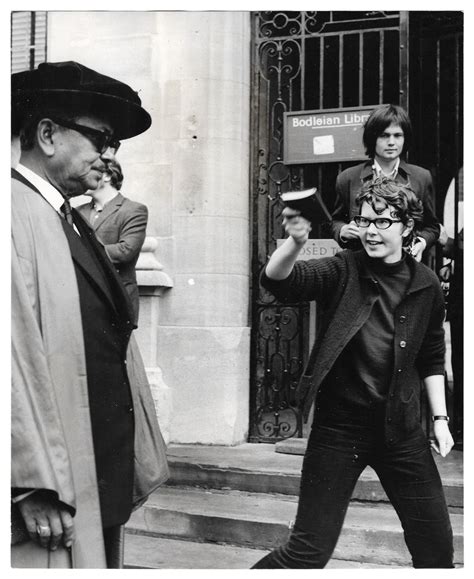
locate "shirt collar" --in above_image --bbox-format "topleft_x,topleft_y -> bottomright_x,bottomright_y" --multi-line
92,192 -> 120,212
16,163 -> 66,213
372,157 -> 400,179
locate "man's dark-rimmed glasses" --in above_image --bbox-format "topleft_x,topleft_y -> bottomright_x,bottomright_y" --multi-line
52,118 -> 121,155
354,215 -> 402,230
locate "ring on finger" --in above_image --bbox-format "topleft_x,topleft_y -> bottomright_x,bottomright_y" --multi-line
36,525 -> 50,537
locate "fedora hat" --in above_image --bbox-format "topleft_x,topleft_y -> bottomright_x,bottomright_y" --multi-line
12,61 -> 151,140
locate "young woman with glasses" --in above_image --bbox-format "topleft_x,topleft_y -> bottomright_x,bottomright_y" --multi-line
252,176 -> 454,569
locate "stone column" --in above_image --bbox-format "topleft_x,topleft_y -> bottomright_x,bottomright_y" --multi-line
152,12 -> 251,444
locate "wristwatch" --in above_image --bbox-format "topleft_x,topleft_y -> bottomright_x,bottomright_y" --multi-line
431,415 -> 450,423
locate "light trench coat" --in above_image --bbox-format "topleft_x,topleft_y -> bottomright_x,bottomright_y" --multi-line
11,172 -> 169,568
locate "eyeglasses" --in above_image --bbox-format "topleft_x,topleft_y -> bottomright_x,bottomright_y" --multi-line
354,215 -> 402,230
52,118 -> 121,154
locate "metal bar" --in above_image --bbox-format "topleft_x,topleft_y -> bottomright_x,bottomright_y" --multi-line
359,32 -> 363,104
399,11 -> 409,110
379,30 -> 384,103
28,11 -> 35,70
435,37 -> 441,213
453,33 -> 460,244
319,35 -> 324,108
301,13 -> 305,110
257,25 -> 400,45
339,33 -> 343,107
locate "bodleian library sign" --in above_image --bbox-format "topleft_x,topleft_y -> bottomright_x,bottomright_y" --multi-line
284,105 -> 376,164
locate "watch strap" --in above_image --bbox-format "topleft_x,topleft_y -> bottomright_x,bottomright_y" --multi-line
431,415 -> 450,423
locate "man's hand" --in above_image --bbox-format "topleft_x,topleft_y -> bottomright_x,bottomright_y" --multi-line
410,237 -> 426,262
430,421 -> 454,458
282,207 -> 312,246
438,224 -> 449,247
17,491 -> 75,551
339,221 -> 360,243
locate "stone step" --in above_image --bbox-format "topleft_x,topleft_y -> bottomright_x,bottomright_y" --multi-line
166,443 -> 463,508
124,534 -> 409,569
126,486 -> 463,566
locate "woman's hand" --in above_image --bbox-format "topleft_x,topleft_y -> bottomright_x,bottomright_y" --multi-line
282,208 -> 312,246
430,421 -> 454,457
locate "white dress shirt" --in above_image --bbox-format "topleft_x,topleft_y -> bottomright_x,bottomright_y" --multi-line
372,157 -> 400,179
15,163 -> 80,234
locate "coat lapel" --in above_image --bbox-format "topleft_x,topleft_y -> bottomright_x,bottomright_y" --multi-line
60,218 -> 118,314
92,193 -> 123,232
72,208 -> 135,327
77,201 -> 94,225
12,167 -> 41,193
12,169 -> 117,312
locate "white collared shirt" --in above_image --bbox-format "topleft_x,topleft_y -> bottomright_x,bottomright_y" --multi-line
372,157 -> 400,179
16,163 -> 65,213
15,163 -> 80,234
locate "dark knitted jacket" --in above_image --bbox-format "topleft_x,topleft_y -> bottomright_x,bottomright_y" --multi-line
261,249 -> 446,444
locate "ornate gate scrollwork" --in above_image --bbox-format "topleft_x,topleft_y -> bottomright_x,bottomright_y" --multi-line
249,10 -> 463,443
249,11 -> 405,443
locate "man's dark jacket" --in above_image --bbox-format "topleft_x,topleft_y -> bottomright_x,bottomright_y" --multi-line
261,249 -> 445,444
77,193 -> 148,325
331,160 -> 440,251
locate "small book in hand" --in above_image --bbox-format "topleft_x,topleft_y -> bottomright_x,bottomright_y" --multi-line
281,187 -> 332,224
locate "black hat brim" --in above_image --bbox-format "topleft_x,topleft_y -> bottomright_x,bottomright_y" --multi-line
12,89 -> 152,140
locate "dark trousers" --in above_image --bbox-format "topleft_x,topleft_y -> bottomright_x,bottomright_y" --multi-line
103,526 -> 125,569
252,397 -> 454,569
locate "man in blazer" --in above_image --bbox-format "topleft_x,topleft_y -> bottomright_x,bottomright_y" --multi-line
77,159 -> 148,324
331,104 -> 440,262
11,61 -> 169,568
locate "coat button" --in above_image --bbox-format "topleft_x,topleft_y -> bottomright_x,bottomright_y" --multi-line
399,340 -> 407,348
399,315 -> 407,323
387,417 -> 392,423
397,368 -> 402,373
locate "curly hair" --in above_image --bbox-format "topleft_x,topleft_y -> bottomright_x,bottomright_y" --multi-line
104,158 -> 124,191
355,177 -> 423,246
362,104 -> 412,158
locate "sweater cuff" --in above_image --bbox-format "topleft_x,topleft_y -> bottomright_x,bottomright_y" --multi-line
420,364 -> 445,379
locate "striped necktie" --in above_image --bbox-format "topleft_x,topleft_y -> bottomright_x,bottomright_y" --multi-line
60,199 -> 74,226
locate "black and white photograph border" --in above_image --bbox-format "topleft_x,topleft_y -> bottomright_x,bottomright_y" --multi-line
3,1 -> 471,577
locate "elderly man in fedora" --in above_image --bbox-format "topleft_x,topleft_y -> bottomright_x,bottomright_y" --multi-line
11,61 -> 169,568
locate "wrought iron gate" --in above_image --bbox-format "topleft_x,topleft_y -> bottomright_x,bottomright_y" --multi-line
249,11 -> 463,443
249,11 -> 409,442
